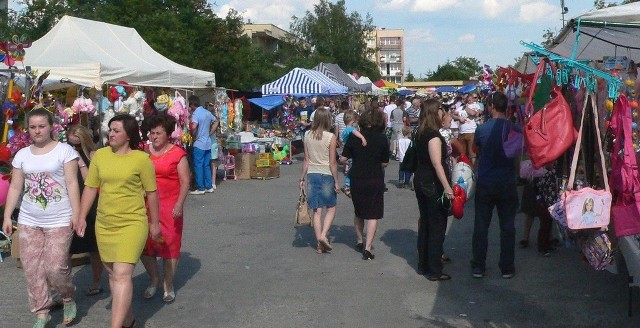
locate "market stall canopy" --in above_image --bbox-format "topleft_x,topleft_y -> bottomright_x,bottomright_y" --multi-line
313,63 -> 371,92
261,67 -> 348,96
434,85 -> 458,93
351,75 -> 387,95
397,87 -> 414,96
23,15 -> 216,90
457,83 -> 477,94
248,95 -> 285,111
514,53 -> 538,74
374,79 -> 399,89
548,3 -> 640,60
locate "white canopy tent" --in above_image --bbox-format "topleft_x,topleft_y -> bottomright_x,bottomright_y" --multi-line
349,75 -> 387,96
549,3 -> 640,61
22,15 -> 216,90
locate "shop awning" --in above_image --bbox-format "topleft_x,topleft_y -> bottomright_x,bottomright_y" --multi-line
261,68 -> 348,96
248,95 -> 285,111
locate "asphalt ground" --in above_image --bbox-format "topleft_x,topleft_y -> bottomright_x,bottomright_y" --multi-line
1,156 -> 639,327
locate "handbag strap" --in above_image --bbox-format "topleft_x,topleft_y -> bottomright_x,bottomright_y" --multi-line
568,92 -> 609,191
298,187 -> 306,203
525,59 -> 558,119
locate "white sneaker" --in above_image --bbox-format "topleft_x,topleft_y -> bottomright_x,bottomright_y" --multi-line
205,188 -> 215,193
189,190 -> 205,195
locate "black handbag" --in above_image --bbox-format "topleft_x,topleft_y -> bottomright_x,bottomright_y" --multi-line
400,135 -> 417,172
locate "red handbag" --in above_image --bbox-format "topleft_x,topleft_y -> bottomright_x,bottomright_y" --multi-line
524,60 -> 577,169
609,94 -> 640,237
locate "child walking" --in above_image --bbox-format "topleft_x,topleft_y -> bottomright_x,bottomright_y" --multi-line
396,126 -> 412,188
339,110 -> 367,198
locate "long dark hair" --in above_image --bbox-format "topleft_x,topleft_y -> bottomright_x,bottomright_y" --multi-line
417,98 -> 442,135
109,114 -> 142,150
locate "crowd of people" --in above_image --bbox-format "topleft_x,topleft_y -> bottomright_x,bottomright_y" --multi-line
298,91 -> 520,281
1,96 -> 215,328
1,90 -> 522,326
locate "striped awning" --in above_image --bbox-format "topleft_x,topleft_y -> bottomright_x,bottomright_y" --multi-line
261,68 -> 348,95
313,62 -> 371,92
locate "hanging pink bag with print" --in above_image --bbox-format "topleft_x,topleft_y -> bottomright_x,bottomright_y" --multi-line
562,93 -> 612,230
609,94 -> 640,237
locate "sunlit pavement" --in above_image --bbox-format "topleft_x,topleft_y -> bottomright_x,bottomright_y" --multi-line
1,156 -> 638,327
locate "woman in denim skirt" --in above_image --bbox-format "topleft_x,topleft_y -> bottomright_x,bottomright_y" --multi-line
299,107 -> 340,254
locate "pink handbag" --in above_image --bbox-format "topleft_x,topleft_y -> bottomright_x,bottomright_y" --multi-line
563,93 -> 612,230
609,94 -> 640,237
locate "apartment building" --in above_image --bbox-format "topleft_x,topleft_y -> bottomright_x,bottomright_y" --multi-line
366,28 -> 405,84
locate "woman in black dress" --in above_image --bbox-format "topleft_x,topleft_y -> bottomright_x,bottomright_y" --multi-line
342,109 -> 389,260
67,125 -> 103,295
413,99 -> 454,281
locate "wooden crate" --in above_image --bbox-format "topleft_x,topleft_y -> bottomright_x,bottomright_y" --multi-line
250,165 -> 280,179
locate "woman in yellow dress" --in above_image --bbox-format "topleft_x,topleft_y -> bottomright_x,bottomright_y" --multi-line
76,114 -> 160,328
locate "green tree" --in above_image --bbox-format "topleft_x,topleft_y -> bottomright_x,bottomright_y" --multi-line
541,28 -> 555,48
426,57 -> 481,81
405,69 -> 415,82
290,0 -> 380,79
1,0 -> 281,90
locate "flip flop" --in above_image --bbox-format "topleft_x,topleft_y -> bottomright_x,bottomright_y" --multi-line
427,273 -> 452,281
85,287 -> 104,296
143,286 -> 157,299
63,301 -> 76,325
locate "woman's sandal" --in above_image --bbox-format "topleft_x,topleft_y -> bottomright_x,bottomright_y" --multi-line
63,301 -> 77,325
33,314 -> 51,328
427,273 -> 452,281
163,291 -> 176,303
85,287 -> 104,296
319,239 -> 332,252
143,286 -> 157,299
122,319 -> 136,328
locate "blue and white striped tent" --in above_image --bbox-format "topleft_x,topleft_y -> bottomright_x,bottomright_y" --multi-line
261,68 -> 348,95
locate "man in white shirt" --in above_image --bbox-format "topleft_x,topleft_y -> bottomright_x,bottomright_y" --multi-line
452,93 -> 482,165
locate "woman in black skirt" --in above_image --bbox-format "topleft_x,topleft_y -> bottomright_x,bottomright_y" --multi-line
342,109 -> 389,260
67,125 -> 103,296
413,99 -> 454,281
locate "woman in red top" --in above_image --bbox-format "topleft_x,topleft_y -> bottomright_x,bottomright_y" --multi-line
141,115 -> 190,303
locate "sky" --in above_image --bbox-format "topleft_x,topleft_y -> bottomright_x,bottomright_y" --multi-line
211,0 -> 596,79
9,0 -> 596,79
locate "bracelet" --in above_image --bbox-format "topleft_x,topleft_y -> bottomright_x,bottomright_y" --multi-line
79,164 -> 86,168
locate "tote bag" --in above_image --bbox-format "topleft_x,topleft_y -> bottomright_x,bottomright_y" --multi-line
563,93 -> 612,230
524,60 -> 577,169
294,188 -> 312,226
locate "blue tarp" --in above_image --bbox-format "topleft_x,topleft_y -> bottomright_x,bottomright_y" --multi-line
434,85 -> 458,93
398,89 -> 415,96
457,84 -> 477,94
248,95 -> 285,111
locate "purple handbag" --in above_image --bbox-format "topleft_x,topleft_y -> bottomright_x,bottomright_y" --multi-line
502,121 -> 523,158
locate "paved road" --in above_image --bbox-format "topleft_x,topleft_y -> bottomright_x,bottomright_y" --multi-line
1,157 -> 639,327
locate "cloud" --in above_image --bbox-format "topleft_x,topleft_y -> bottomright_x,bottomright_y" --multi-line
406,28 -> 437,43
376,0 -> 412,11
412,0 -> 461,12
518,1 -> 557,23
458,33 -> 476,43
213,1 -> 309,29
481,0 -> 511,19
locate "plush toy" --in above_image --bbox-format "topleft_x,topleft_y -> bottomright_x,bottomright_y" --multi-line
272,144 -> 290,161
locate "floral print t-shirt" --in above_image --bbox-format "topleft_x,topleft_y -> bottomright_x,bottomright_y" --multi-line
13,142 -> 78,228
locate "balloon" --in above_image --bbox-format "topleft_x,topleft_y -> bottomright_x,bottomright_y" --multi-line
452,184 -> 467,219
0,144 -> 11,161
457,176 -> 468,191
7,129 -> 15,140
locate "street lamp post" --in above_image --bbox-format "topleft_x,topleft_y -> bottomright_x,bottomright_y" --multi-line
561,0 -> 569,27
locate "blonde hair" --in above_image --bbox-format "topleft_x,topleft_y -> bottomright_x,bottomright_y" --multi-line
310,107 -> 332,140
66,125 -> 96,159
582,198 -> 594,214
343,110 -> 358,126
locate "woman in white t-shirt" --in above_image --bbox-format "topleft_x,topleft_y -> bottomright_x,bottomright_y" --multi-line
2,108 -> 81,327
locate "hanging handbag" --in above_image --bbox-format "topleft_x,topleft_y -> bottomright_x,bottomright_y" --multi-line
581,231 -> 614,271
502,121 -> 523,158
294,188 -> 312,226
524,60 -> 577,169
609,94 -> 640,237
562,93 -> 612,231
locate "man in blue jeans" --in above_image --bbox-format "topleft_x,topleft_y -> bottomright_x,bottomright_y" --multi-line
471,91 -> 519,279
188,95 -> 216,195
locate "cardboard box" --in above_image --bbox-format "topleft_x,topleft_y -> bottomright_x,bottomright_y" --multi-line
250,165 -> 280,179
256,159 -> 271,168
235,153 -> 256,180
258,152 -> 273,160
